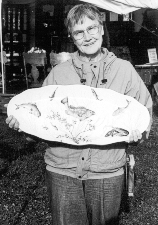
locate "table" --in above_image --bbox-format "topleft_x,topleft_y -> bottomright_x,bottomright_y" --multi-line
135,64 -> 158,85
135,64 -> 158,99
23,53 -> 47,88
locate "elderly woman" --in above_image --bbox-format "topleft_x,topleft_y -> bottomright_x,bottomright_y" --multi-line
6,3 -> 152,225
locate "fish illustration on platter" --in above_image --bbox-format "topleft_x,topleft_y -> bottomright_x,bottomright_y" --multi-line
61,97 -> 95,121
49,87 -> 58,101
112,100 -> 131,116
15,103 -> 41,117
105,127 -> 129,137
91,88 -> 102,101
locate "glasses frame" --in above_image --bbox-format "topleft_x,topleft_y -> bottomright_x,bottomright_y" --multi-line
71,24 -> 101,41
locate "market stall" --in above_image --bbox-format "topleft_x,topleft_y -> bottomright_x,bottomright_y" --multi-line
0,0 -> 158,94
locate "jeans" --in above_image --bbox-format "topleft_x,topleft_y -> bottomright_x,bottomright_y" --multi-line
45,170 -> 124,225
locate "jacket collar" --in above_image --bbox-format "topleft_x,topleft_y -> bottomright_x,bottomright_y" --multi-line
70,48 -> 117,69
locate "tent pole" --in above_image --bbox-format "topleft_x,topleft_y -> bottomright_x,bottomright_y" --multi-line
0,0 -> 5,94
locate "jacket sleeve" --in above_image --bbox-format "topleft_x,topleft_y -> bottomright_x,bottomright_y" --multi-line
42,68 -> 56,86
125,62 -> 153,137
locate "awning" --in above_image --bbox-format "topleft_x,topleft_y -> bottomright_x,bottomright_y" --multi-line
80,0 -> 158,14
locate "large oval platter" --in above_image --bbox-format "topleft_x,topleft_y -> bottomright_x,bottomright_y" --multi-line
7,85 -> 150,145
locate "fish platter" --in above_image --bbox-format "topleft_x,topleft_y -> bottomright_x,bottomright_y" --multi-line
7,85 -> 150,145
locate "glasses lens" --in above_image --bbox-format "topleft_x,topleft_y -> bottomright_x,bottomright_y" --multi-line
73,31 -> 84,40
88,25 -> 99,35
72,25 -> 100,40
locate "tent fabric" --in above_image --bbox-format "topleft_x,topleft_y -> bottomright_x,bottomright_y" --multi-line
80,0 -> 158,14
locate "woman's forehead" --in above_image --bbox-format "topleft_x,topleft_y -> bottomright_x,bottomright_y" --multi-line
72,17 -> 99,31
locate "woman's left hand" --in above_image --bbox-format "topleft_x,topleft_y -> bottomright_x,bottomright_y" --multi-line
128,129 -> 142,143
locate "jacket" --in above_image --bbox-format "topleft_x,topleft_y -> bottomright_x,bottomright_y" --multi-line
43,48 -> 152,180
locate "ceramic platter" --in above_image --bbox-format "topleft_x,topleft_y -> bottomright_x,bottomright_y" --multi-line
7,85 -> 150,146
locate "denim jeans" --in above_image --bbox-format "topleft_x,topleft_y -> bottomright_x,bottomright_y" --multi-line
45,170 -> 124,225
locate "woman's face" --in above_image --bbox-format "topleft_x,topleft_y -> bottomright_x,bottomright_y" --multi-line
71,17 -> 104,56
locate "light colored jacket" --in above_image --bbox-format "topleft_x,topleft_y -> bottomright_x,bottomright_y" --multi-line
43,48 -> 152,180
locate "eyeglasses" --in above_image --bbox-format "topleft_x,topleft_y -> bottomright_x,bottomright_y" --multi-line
71,25 -> 100,41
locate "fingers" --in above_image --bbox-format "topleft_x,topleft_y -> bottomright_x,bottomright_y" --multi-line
4,104 -> 8,108
128,129 -> 142,143
6,115 -> 14,125
6,115 -> 20,130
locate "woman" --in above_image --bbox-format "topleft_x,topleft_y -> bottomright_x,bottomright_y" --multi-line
6,4 -> 152,225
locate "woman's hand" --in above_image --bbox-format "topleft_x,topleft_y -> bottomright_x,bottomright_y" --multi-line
128,129 -> 142,143
6,115 -> 21,131
4,104 -> 21,131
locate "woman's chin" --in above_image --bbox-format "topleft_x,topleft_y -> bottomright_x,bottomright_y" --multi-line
81,47 -> 101,56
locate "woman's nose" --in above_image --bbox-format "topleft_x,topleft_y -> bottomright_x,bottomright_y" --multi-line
83,30 -> 92,40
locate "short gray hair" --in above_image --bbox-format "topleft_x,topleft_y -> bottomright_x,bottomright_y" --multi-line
65,3 -> 103,34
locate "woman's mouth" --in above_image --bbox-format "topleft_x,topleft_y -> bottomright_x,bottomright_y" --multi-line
84,41 -> 96,46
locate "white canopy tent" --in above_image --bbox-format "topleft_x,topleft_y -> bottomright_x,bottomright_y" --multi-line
80,0 -> 158,14
0,0 -> 158,93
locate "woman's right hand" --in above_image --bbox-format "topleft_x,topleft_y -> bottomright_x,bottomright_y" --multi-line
6,115 -> 21,131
